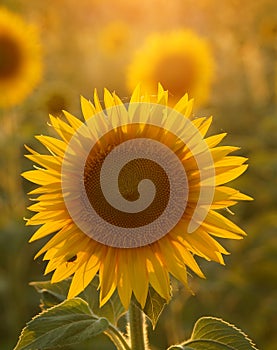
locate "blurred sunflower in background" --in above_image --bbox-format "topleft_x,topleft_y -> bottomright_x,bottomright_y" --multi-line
126,30 -> 215,107
22,85 -> 251,310
0,7 -> 42,108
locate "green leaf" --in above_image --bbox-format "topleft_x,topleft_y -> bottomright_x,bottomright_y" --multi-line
31,276 -> 126,325
14,298 -> 109,350
143,286 -> 167,329
30,279 -> 70,309
167,317 -> 259,350
84,276 -> 126,326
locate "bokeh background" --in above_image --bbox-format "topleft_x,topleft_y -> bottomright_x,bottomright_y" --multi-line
0,0 -> 276,349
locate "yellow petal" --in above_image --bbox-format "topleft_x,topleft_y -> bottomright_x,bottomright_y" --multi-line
212,186 -> 253,206
157,83 -> 168,105
51,234 -> 91,260
210,146 -> 240,162
197,116 -> 213,137
117,250 -> 132,309
127,248 -> 149,308
205,133 -> 227,148
44,255 -> 64,274
49,115 -> 74,142
36,135 -> 66,157
157,237 -> 190,288
216,164 -> 248,185
99,247 -> 117,306
22,169 -> 60,186
25,155 -> 61,173
182,229 -> 226,264
146,246 -> 171,301
130,84 -> 142,103
28,199 -> 65,212
183,98 -> 194,118
34,224 -> 77,258
172,93 -> 191,117
27,183 -> 61,195
68,252 -> 100,299
51,259 -> 78,283
26,210 -> 68,226
215,156 -> 248,167
171,237 -> 206,276
93,88 -> 103,112
80,96 -> 96,121
203,210 -> 247,238
63,110 -> 83,131
29,220 -> 66,242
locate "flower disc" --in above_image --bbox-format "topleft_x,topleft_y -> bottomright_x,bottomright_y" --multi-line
0,34 -> 22,79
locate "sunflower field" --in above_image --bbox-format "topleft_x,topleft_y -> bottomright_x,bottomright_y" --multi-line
0,1 -> 276,350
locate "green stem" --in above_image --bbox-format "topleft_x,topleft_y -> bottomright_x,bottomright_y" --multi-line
106,324 -> 131,350
128,301 -> 149,350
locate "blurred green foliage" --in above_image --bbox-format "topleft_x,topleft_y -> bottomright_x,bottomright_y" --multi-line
0,0 -> 276,349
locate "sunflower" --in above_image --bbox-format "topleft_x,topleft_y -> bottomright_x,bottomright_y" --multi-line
127,30 -> 214,107
22,84 -> 251,309
0,7 -> 42,108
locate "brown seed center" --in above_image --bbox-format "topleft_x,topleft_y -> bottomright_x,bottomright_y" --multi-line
153,53 -> 196,98
84,141 -> 170,228
0,34 -> 23,79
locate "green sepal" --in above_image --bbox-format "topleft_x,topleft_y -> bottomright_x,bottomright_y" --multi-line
142,286 -> 168,329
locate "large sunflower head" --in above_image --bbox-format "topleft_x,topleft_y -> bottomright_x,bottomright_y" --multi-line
0,7 -> 42,108
23,84 -> 251,309
127,30 -> 215,107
